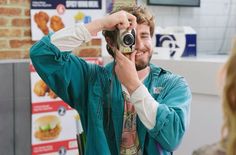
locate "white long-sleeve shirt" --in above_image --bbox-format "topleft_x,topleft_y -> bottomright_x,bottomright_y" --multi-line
51,24 -> 159,129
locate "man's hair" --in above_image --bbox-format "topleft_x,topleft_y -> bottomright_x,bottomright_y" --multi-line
221,38 -> 236,155
102,5 -> 155,57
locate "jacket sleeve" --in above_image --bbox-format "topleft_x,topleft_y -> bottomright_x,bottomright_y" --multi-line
30,34 -> 93,110
148,76 -> 192,152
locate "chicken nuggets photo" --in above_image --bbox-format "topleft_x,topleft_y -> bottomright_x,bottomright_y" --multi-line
33,79 -> 49,96
48,89 -> 58,99
33,79 -> 58,99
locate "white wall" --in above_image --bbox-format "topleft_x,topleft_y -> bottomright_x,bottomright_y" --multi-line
175,93 -> 223,155
138,0 -> 236,55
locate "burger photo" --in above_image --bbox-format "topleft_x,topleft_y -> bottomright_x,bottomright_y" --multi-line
34,115 -> 62,141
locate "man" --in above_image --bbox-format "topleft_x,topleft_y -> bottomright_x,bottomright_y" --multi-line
30,5 -> 191,155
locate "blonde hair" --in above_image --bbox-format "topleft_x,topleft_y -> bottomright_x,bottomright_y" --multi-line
222,39 -> 236,155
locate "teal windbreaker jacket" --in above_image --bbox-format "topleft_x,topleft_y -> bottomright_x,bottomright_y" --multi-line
30,35 -> 192,155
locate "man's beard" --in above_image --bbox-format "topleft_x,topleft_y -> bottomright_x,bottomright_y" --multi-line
135,54 -> 152,71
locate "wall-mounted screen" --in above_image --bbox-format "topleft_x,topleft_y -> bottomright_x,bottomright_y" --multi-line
147,0 -> 200,7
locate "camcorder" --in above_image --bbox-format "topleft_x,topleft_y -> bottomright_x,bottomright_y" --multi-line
117,29 -> 135,54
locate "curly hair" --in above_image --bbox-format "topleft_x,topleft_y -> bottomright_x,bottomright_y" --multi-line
221,39 -> 236,155
102,5 -> 155,57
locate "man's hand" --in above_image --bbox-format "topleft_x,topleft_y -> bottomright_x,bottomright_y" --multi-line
101,11 -> 137,30
85,11 -> 137,36
115,50 -> 142,95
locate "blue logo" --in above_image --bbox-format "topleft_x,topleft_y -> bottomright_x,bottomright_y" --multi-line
156,35 -> 180,57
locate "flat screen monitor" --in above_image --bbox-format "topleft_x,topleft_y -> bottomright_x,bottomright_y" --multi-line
147,0 -> 200,7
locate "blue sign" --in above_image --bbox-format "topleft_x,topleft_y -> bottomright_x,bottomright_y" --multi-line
31,0 -> 102,9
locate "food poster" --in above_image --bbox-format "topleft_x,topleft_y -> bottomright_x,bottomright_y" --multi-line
30,58 -> 103,155
31,0 -> 104,40
30,64 -> 79,155
30,0 -> 105,57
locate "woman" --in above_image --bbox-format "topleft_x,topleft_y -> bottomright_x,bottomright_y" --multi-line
192,39 -> 236,155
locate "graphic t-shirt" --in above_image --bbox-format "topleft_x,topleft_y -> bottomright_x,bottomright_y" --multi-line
120,90 -> 141,155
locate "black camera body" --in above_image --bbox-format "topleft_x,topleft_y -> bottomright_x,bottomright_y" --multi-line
117,29 -> 135,54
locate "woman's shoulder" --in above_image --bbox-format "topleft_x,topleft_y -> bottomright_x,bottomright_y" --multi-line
192,141 -> 226,155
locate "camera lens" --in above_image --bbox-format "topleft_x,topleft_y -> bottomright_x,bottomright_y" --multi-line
123,34 -> 134,46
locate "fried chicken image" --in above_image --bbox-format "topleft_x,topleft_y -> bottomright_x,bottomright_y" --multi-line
34,79 -> 58,99
48,89 -> 58,99
34,11 -> 49,35
34,79 -> 49,96
50,15 -> 65,32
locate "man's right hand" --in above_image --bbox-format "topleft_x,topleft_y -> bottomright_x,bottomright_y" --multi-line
85,11 -> 137,36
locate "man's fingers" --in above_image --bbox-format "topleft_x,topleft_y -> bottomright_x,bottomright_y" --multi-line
115,51 -> 131,67
116,50 -> 128,61
117,12 -> 136,30
126,13 -> 137,29
117,19 -> 130,30
130,51 -> 137,63
117,24 -> 126,30
115,50 -> 124,64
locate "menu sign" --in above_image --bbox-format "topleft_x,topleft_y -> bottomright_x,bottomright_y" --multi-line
30,0 -> 104,41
